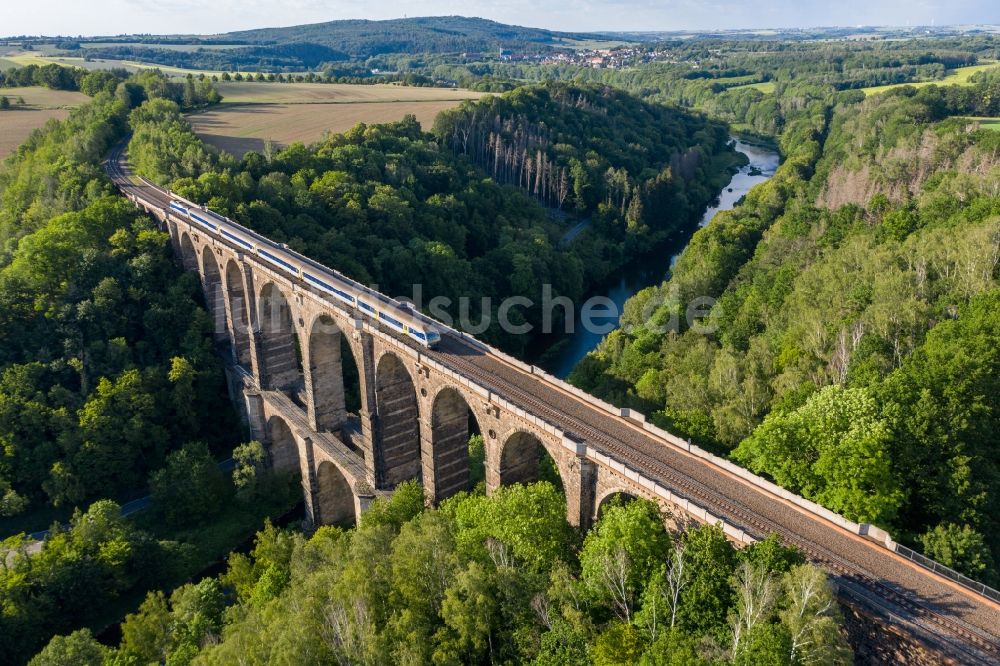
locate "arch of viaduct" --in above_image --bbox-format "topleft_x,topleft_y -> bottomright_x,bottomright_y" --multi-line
169,217 -> 644,530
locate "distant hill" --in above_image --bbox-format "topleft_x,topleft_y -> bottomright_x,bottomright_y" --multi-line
47,16 -> 624,75
220,16 -> 611,58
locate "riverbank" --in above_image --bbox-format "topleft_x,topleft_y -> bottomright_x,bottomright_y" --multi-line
539,138 -> 781,378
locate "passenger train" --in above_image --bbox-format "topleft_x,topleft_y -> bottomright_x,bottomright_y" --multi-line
169,200 -> 442,348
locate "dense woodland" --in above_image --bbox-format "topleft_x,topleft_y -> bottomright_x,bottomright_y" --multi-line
433,84 -> 738,253
2,459 -> 298,665
0,73 -> 234,517
30,483 -> 851,666
0,72 -> 303,663
127,83 -> 737,354
572,75 -> 1000,582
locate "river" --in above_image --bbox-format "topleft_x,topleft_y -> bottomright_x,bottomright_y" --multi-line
544,139 -> 781,378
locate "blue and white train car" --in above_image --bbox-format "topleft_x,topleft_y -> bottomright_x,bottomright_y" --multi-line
168,200 -> 442,349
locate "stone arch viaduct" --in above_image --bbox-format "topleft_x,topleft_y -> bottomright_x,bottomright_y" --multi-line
176,215 -> 616,529
107,149 -> 1000,664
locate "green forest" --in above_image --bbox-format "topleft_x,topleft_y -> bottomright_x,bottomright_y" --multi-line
571,75 -> 1000,582
0,71 -> 234,520
0,71 -> 299,664
29,483 -> 851,666
433,84 -> 738,253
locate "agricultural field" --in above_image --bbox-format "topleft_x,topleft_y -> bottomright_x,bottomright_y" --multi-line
2,50 -> 262,78
963,117 -> 1000,132
215,81 -> 485,104
2,51 -> 228,77
861,61 -> 1000,95
187,82 -> 485,156
0,86 -> 90,158
730,80 -> 776,93
189,99 -> 476,156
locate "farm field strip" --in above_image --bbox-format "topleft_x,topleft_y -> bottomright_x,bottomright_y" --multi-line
730,80 -> 775,93
0,87 -> 90,108
1,52 -> 283,79
0,87 -> 90,158
0,109 -> 70,158
188,100 -> 468,157
962,117 -> 1000,132
215,81 -> 486,104
861,61 -> 1000,95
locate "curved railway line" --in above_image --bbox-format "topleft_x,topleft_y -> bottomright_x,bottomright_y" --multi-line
104,144 -> 1000,664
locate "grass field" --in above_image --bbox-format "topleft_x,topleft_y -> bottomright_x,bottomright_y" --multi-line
714,74 -> 757,85
216,81 -> 485,105
189,99 -> 473,156
861,62 -> 1000,96
730,80 -> 776,93
0,87 -> 90,158
961,117 -> 1000,132
2,51 -> 248,78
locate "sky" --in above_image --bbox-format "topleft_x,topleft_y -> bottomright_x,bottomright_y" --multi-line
3,0 -> 998,37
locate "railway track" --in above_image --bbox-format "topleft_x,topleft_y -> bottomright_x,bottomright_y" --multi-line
104,144 -> 1000,664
